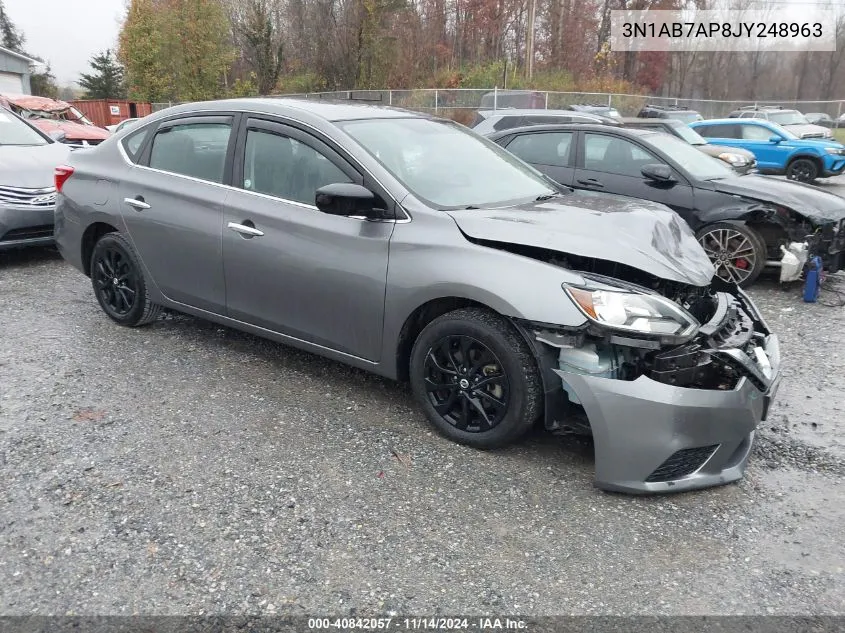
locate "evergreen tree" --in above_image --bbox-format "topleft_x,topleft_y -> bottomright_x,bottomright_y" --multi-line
0,0 -> 25,52
78,50 -> 127,99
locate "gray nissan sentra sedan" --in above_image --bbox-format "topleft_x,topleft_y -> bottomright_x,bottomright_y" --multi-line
53,98 -> 781,494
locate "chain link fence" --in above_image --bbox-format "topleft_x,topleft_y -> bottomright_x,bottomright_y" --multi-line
152,90 -> 845,127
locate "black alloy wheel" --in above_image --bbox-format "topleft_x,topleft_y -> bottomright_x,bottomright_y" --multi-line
423,334 -> 510,433
93,246 -> 138,318
90,232 -> 162,326
786,158 -> 819,183
409,307 -> 542,449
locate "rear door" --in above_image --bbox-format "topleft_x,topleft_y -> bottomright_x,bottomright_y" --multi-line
222,117 -> 393,361
119,114 -> 237,313
500,129 -> 576,186
572,131 -> 697,223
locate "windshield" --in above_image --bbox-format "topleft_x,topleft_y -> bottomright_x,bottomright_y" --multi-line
670,122 -> 707,145
670,111 -> 703,124
646,133 -> 735,180
768,111 -> 808,126
338,118 -> 556,209
0,109 -> 48,146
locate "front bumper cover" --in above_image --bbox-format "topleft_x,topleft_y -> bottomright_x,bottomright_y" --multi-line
522,288 -> 780,494
0,205 -> 56,250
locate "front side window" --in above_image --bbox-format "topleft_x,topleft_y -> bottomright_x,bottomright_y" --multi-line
506,132 -> 573,168
741,124 -> 776,141
242,129 -> 352,205
149,121 -> 232,183
339,117 -> 555,209
0,108 -> 48,146
583,134 -> 658,177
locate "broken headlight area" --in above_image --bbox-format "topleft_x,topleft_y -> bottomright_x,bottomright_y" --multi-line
524,284 -> 774,435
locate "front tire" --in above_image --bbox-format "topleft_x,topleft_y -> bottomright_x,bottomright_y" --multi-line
696,222 -> 767,288
409,307 -> 542,449
786,158 -> 819,183
90,232 -> 161,326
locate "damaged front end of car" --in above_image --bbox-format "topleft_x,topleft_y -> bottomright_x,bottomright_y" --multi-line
512,256 -> 780,494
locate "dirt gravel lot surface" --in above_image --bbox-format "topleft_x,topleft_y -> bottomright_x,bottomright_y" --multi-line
1,188 -> 844,615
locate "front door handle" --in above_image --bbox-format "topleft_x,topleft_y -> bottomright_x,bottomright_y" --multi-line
124,196 -> 151,210
576,178 -> 604,188
227,221 -> 264,238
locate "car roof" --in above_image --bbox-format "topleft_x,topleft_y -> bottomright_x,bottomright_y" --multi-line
487,123 -> 654,139
620,117 -> 682,126
691,118 -> 767,125
157,97 -> 429,123
476,109 -> 600,118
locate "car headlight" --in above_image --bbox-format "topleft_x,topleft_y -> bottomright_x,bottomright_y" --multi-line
563,283 -> 700,342
718,152 -> 748,165
824,147 -> 845,155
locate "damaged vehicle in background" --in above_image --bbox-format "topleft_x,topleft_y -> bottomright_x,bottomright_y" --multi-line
489,123 -> 845,287
0,94 -> 110,149
55,99 -> 780,494
0,105 -> 70,249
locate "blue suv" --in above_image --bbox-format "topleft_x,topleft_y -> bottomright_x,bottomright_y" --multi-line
690,118 -> 845,183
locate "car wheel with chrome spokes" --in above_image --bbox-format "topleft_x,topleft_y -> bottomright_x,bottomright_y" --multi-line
90,232 -> 161,326
410,307 -> 542,449
695,222 -> 767,288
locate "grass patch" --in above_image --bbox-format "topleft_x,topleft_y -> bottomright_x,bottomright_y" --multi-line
833,128 -> 845,144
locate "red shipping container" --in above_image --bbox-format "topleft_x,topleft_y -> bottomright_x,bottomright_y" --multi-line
70,99 -> 153,128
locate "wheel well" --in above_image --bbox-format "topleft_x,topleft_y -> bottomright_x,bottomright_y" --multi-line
395,297 -> 488,382
745,222 -> 788,260
81,222 -> 119,276
788,154 -> 821,170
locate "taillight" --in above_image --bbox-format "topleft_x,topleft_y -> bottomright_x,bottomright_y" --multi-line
54,165 -> 74,193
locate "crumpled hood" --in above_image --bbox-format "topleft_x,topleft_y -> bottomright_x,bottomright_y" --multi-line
0,142 -> 70,188
30,119 -> 110,141
709,174 -> 845,223
447,190 -> 716,286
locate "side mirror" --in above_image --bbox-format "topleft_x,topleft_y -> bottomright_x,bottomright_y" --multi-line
48,129 -> 67,143
641,163 -> 675,183
315,183 -> 385,218
769,135 -> 782,144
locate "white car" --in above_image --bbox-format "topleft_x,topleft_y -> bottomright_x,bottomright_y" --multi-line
105,118 -> 139,134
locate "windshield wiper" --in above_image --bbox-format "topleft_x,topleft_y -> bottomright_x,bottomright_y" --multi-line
535,191 -> 566,201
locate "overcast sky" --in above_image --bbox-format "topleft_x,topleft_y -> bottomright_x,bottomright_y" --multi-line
5,0 -> 126,86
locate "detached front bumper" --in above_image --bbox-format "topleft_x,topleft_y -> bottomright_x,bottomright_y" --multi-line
562,331 -> 780,493
527,289 -> 781,494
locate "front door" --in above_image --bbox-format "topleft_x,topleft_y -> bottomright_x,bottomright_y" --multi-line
222,117 -> 393,361
572,132 -> 697,223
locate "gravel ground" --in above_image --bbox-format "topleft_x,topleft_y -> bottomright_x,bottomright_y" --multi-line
1,229 -> 844,616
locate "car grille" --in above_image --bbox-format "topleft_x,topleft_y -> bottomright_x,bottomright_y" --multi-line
0,225 -> 53,242
0,185 -> 57,208
801,133 -> 825,139
645,445 -> 719,483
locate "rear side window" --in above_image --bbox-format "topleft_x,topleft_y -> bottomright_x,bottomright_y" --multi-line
506,132 -> 573,167
700,124 -> 738,138
149,121 -> 232,183
122,126 -> 152,163
492,116 -> 521,131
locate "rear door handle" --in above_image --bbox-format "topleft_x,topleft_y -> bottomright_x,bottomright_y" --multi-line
124,196 -> 151,210
227,221 -> 264,238
576,178 -> 604,188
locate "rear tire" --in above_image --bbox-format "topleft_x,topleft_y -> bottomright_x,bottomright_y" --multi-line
90,232 -> 161,327
695,222 -> 767,288
409,307 -> 542,449
786,158 -> 819,183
